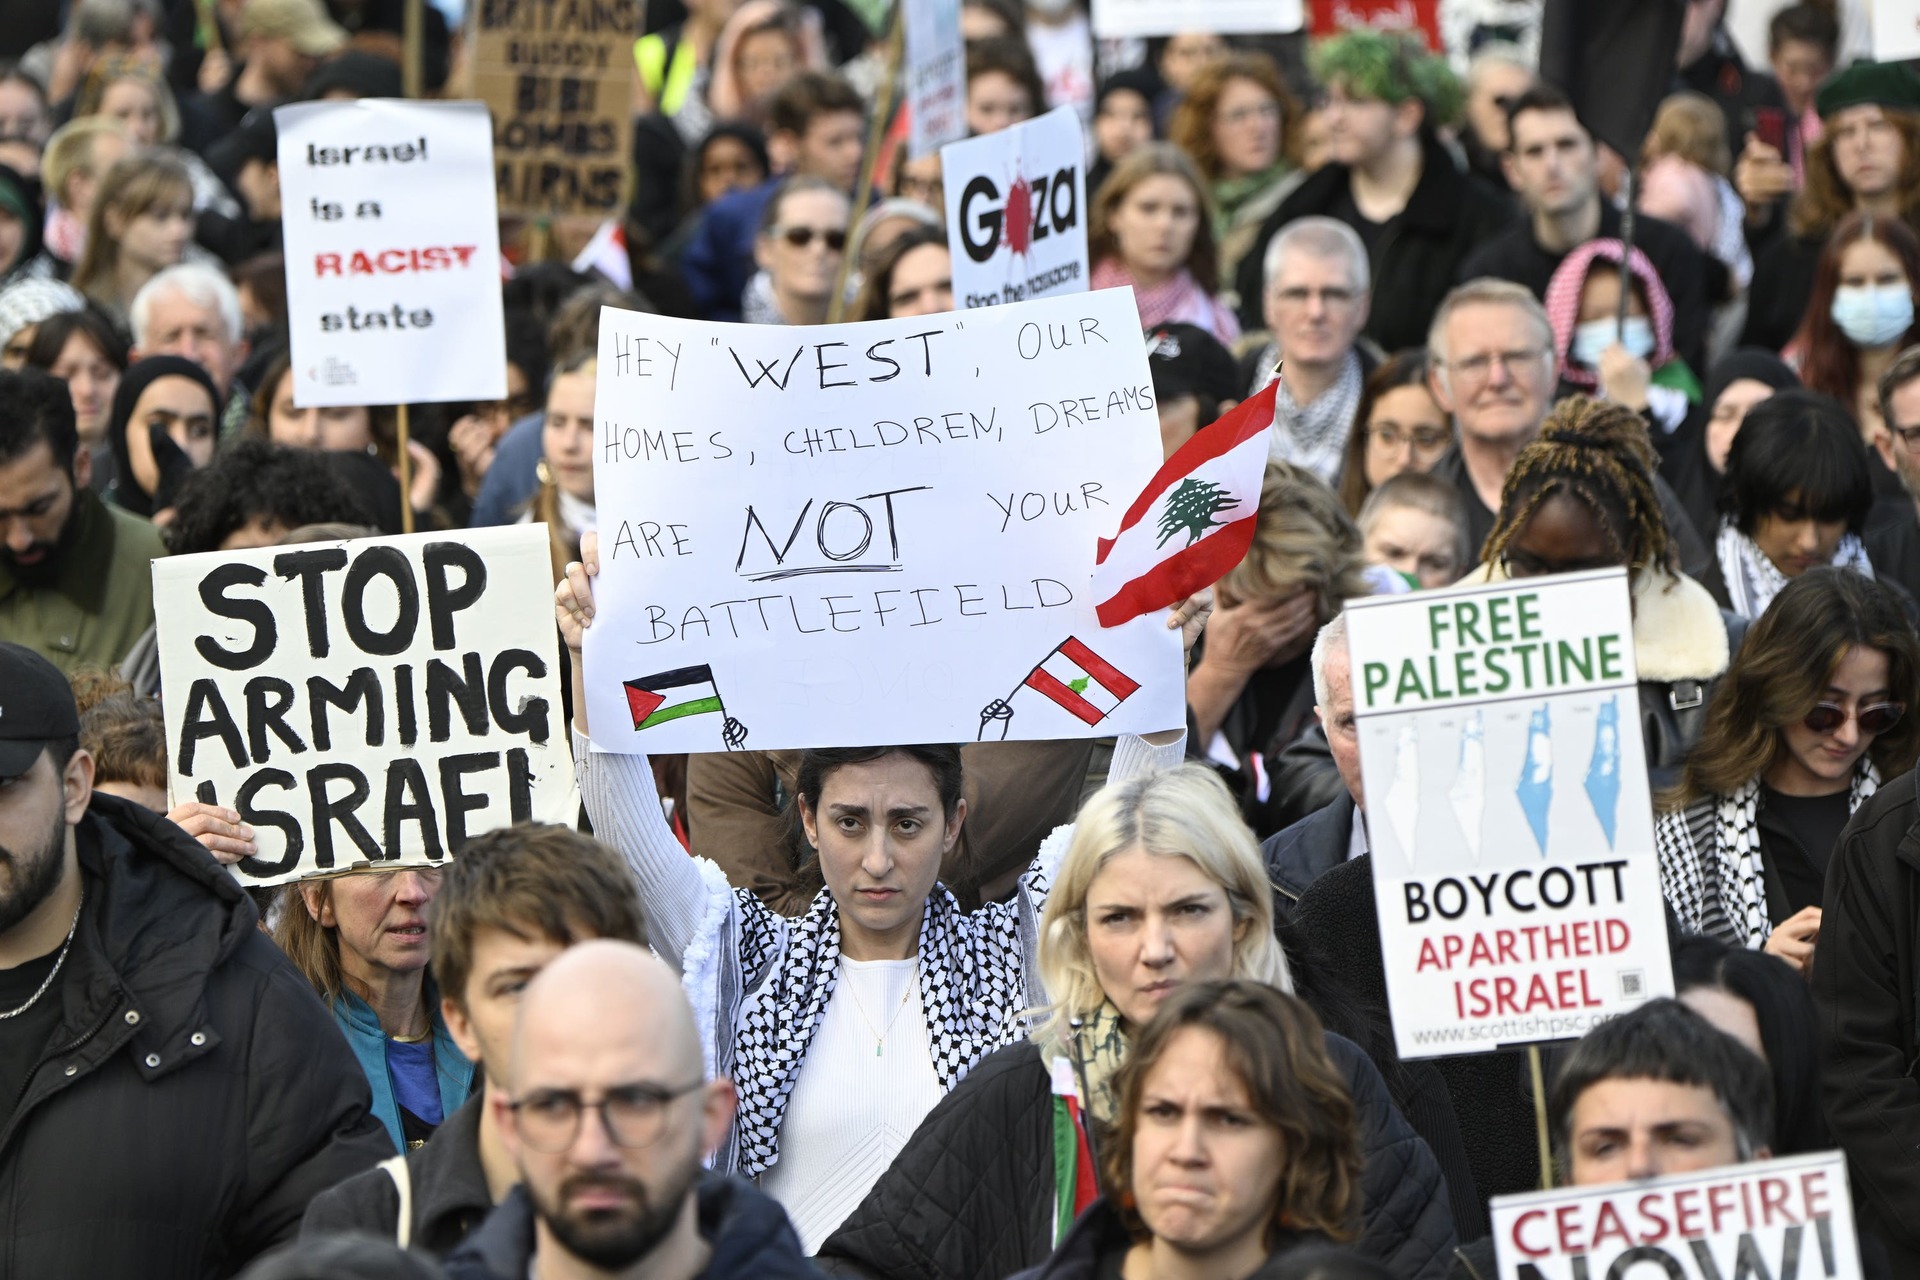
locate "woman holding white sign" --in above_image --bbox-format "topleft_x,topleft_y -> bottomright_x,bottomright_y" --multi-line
1657,567 -> 1920,974
556,532 -> 1187,1252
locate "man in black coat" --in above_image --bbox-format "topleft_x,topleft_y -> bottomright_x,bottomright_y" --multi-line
1230,32 -> 1514,352
443,942 -> 815,1280
1866,348 -> 1920,602
0,642 -> 391,1276
1456,84 -> 1714,374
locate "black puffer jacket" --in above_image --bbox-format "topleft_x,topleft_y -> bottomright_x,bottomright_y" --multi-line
1008,1195 -> 1332,1279
817,1033 -> 1455,1280
0,795 -> 393,1277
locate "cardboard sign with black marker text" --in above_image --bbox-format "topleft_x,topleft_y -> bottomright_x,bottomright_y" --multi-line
153,525 -> 574,887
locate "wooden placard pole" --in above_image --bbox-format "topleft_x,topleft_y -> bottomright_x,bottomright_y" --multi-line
397,402 -> 416,534
1529,1043 -> 1554,1190
826,13 -> 904,324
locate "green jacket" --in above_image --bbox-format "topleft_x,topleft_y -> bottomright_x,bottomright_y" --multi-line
0,489 -> 166,674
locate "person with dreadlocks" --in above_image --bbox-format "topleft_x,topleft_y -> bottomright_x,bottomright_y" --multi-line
1467,394 -> 1744,787
1655,568 -> 1919,976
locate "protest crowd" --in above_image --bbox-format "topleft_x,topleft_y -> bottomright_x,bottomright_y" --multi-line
5,0 -> 1920,1275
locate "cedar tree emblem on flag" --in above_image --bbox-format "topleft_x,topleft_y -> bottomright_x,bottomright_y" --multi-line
623,665 -> 749,749
1091,376 -> 1277,628
978,636 -> 1141,740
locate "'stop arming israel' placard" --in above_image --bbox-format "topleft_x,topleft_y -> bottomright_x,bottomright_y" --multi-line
583,288 -> 1185,753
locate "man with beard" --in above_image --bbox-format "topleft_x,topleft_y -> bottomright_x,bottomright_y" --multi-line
0,641 -> 392,1274
0,367 -> 165,674
445,941 -> 815,1280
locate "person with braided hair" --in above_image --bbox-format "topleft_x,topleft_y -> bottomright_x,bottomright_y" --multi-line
1466,394 -> 1744,788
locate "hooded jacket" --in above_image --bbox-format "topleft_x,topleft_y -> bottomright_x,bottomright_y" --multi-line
0,793 -> 392,1277
444,1173 -> 819,1280
303,1091 -> 494,1256
816,1033 -> 1455,1280
1233,131 -> 1516,352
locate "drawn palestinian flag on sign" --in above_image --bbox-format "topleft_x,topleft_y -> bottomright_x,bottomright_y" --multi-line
623,665 -> 726,730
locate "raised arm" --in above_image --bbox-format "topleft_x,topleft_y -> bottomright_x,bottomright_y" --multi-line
559,535 -> 724,970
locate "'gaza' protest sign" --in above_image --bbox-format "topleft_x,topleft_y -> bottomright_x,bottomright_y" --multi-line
276,98 -> 506,407
154,525 -> 574,887
1344,569 -> 1673,1059
1491,1151 -> 1865,1279
584,288 -> 1184,753
941,107 -> 1088,310
1090,0 -> 1301,37
904,0 -> 966,155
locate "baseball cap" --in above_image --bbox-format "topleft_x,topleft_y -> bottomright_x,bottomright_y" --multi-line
1146,323 -> 1241,413
238,0 -> 347,58
0,644 -> 80,780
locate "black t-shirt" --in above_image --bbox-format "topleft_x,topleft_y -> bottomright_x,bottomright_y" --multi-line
1327,184 -> 1388,259
0,944 -> 70,1120
1760,786 -> 1851,921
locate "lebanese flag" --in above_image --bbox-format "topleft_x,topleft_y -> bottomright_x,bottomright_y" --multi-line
1022,637 -> 1141,726
1091,379 -> 1276,628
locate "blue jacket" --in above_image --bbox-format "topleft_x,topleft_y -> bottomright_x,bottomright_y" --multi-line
681,179 -> 779,322
467,411 -> 544,529
330,980 -> 474,1151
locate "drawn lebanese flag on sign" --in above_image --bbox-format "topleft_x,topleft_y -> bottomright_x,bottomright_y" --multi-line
1091,378 -> 1277,628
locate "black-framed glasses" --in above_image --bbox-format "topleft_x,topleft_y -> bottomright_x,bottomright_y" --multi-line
1887,423 -> 1920,454
1804,701 -> 1906,736
1444,347 -> 1550,382
507,1079 -> 704,1153
775,225 -> 847,252
1367,422 -> 1451,452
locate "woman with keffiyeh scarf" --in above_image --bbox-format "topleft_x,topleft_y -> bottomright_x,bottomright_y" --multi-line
554,532 -> 1188,1254
1656,568 -> 1920,976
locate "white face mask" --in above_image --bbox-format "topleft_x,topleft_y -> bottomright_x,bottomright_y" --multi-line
1830,285 -> 1915,348
1570,316 -> 1654,369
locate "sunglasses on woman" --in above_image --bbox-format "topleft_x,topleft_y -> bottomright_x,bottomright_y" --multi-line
776,225 -> 847,251
1803,701 -> 1906,735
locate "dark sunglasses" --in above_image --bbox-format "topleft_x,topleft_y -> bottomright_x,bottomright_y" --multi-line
776,225 -> 847,251
1803,701 -> 1906,735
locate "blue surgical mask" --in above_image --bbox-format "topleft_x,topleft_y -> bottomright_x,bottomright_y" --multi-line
1570,317 -> 1654,369
1831,285 -> 1915,347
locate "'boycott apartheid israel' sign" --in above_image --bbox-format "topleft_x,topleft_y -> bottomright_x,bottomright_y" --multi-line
1344,569 -> 1673,1058
942,106 -> 1088,310
153,526 -> 575,887
1491,1152 -> 1865,1279
584,288 -> 1184,753
276,98 -> 507,406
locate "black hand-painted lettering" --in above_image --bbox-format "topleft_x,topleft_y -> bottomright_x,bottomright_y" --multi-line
194,562 -> 277,670
438,752 -> 497,852
308,669 -> 384,751
178,678 -> 247,774
426,653 -> 489,741
382,758 -> 444,860
343,547 -> 421,655
487,649 -> 551,743
307,762 -> 381,870
422,541 -> 488,650
274,547 -> 349,658
233,769 -> 302,879
244,676 -> 306,763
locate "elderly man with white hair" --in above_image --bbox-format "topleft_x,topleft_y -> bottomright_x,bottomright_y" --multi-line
129,261 -> 251,430
1240,216 -> 1377,484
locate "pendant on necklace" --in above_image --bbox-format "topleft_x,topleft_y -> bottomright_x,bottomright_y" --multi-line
875,1040 -> 883,1057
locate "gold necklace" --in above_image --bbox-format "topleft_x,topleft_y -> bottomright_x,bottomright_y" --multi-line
842,962 -> 917,1057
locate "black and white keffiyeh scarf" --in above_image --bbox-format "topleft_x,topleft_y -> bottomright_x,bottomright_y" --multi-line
1656,761 -> 1877,947
714,871 -> 1046,1178
1268,350 -> 1363,485
1715,521 -> 1874,620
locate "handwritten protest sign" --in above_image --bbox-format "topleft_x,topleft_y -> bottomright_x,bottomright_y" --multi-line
1090,0 -> 1302,37
941,107 -> 1088,310
1344,569 -> 1673,1058
1491,1152 -> 1865,1279
470,0 -> 639,217
154,526 -> 574,888
1874,0 -> 1920,61
584,288 -> 1184,753
276,99 -> 506,407
904,0 -> 966,156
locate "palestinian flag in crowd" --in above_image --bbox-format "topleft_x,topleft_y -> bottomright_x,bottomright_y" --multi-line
1090,378 -> 1276,628
624,665 -> 726,730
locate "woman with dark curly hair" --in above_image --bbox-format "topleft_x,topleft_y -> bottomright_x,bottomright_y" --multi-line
1011,980 -> 1366,1280
1657,568 -> 1920,973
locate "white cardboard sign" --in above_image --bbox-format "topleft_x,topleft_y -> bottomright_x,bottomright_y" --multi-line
1090,0 -> 1302,38
1873,0 -> 1920,61
1344,569 -> 1674,1059
904,0 -> 967,155
1491,1152 -> 1865,1279
276,98 -> 506,408
941,107 -> 1089,310
154,525 -> 574,887
584,288 -> 1184,753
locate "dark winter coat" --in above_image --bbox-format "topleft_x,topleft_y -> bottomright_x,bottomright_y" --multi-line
816,1033 -> 1456,1280
1263,801 -> 1487,1242
1006,1195 -> 1330,1280
302,1091 -> 493,1256
1812,765 -> 1920,1272
0,794 -> 393,1277
444,1174 -> 818,1279
1231,131 -> 1517,352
